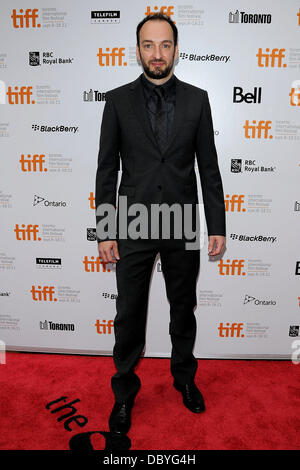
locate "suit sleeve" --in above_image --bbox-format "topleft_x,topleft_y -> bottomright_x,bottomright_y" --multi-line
195,90 -> 226,237
95,92 -> 120,242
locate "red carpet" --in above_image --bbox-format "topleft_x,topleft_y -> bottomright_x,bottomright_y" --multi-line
0,352 -> 299,450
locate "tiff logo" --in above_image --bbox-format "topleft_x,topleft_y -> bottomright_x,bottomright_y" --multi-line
14,224 -> 41,241
11,8 -> 40,28
95,319 -> 114,334
218,259 -> 246,276
19,154 -> 47,172
224,194 -> 245,212
89,192 -> 95,210
243,120 -> 272,139
83,256 -> 115,273
218,322 -> 244,338
290,80 -> 300,106
145,6 -> 174,18
256,48 -> 286,68
97,47 -> 127,67
2,85 -> 35,105
31,285 -> 57,301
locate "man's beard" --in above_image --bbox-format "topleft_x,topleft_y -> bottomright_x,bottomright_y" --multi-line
139,51 -> 175,79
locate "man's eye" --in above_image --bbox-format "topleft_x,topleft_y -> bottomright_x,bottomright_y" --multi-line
163,44 -> 171,48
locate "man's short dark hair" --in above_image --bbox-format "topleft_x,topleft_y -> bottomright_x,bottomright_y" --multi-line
136,13 -> 178,48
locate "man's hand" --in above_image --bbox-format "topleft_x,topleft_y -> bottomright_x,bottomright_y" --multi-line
208,235 -> 226,256
98,240 -> 120,264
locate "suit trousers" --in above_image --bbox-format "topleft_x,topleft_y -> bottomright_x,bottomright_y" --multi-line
111,236 -> 200,403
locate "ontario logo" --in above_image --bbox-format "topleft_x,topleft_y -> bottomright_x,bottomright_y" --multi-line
33,195 -> 67,207
243,294 -> 276,306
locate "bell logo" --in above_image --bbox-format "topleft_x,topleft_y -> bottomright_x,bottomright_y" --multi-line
243,120 -> 272,139
11,8 -> 40,28
31,285 -> 57,301
218,259 -> 246,276
224,194 -> 245,212
290,80 -> 300,106
95,319 -> 114,334
145,6 -> 174,19
218,322 -> 244,338
6,86 -> 34,104
89,192 -> 95,210
256,48 -> 286,68
14,224 -> 41,241
97,47 -> 127,66
83,256 -> 114,273
19,153 -> 47,172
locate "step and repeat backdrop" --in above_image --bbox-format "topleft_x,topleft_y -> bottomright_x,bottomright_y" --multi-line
0,0 -> 300,359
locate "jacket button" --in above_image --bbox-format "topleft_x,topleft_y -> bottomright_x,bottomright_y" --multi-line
157,185 -> 162,190
161,158 -> 165,162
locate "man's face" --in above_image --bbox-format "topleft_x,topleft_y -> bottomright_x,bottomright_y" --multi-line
136,20 -> 178,80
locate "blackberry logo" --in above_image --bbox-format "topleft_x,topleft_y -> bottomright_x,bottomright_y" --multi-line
102,292 -> 118,300
179,53 -> 189,60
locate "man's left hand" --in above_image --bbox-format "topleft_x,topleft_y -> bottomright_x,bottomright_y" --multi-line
208,235 -> 226,256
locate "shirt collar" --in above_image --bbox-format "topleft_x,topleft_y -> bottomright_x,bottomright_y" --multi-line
141,73 -> 176,97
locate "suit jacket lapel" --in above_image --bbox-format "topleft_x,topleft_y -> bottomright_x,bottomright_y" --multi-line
163,76 -> 187,155
129,75 -> 160,151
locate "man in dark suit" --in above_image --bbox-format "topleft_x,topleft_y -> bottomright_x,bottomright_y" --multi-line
95,13 -> 226,435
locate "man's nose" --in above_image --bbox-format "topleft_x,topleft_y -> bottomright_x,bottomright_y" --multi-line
153,45 -> 163,58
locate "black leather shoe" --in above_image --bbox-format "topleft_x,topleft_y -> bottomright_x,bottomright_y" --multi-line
173,380 -> 205,413
109,399 -> 134,435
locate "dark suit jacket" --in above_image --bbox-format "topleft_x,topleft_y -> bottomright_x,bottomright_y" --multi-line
95,73 -> 226,242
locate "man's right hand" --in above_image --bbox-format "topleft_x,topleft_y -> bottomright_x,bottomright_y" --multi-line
98,240 -> 120,263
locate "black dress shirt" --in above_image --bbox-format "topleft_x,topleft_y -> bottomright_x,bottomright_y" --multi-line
141,73 -> 176,141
